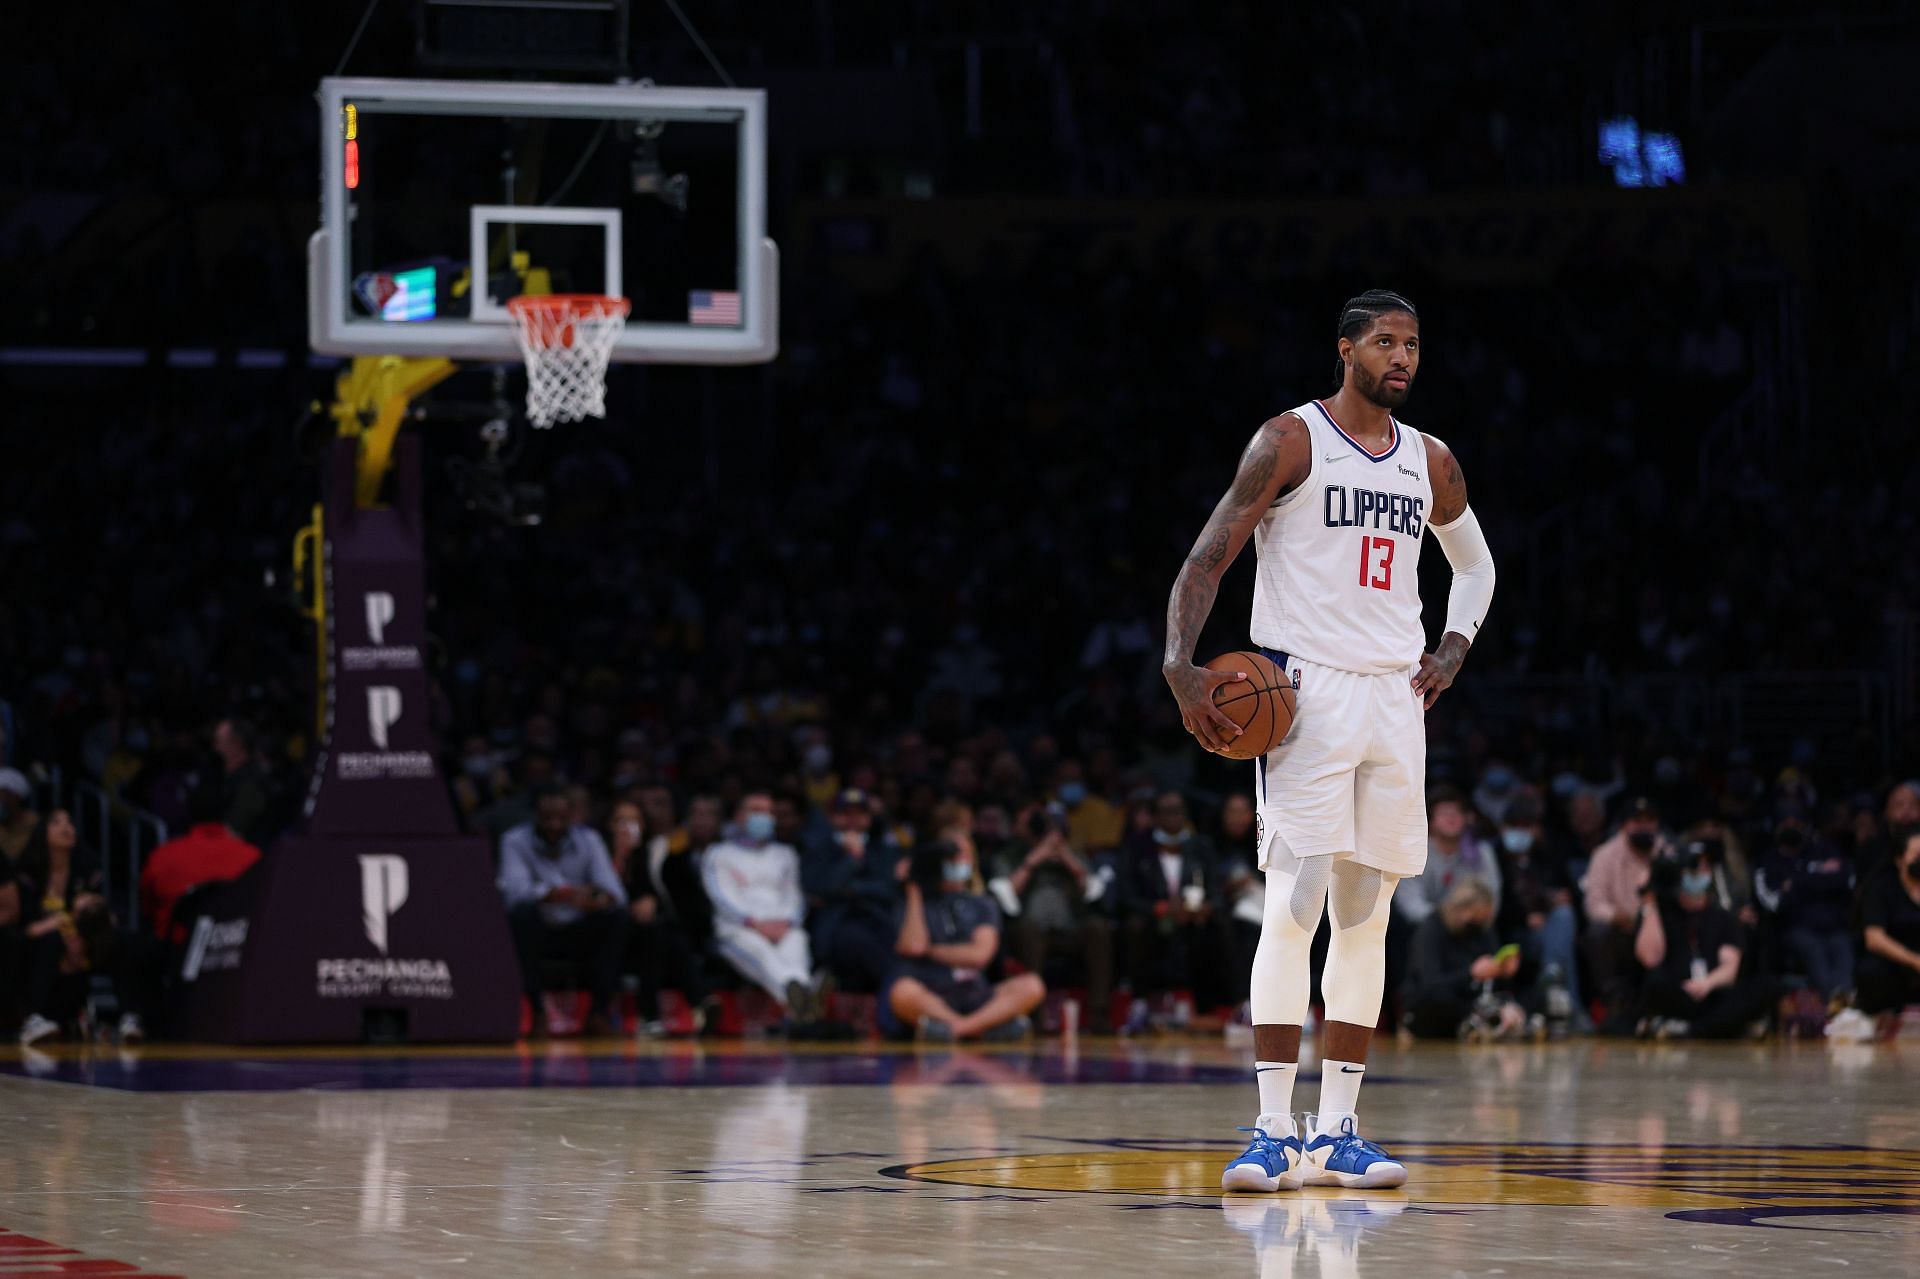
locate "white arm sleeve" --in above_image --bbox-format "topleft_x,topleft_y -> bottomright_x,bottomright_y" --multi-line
1429,505 -> 1495,642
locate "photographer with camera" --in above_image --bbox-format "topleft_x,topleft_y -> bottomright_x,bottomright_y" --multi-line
1401,879 -> 1530,1040
989,800 -> 1113,1031
883,828 -> 1044,1042
1633,845 -> 1778,1039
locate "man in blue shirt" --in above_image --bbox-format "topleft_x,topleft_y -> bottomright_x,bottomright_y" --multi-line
498,785 -> 630,1037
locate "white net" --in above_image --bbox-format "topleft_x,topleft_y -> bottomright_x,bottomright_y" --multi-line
506,295 -> 631,428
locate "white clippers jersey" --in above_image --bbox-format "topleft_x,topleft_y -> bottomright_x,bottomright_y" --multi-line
1249,400 -> 1433,675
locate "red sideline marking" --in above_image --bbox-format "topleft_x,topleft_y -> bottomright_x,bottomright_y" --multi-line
0,1224 -> 185,1276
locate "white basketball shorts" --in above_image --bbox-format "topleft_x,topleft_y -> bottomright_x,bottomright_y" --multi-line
1253,649 -> 1428,877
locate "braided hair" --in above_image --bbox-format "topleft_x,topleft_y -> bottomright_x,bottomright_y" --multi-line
1334,289 -> 1418,389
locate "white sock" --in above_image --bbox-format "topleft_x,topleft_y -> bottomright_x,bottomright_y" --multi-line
1254,1060 -> 1297,1122
1317,1058 -> 1365,1132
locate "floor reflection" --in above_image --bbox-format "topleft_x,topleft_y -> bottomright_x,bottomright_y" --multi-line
1223,1193 -> 1410,1279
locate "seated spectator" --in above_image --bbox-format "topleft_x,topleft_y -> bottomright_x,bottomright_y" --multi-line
656,791 -> 721,941
1214,794 -> 1266,1006
1582,796 -> 1674,1015
1493,793 -> 1583,1029
1852,780 -> 1920,878
702,792 -> 828,1023
802,789 -> 904,994
1395,789 -> 1504,928
1755,800 -> 1854,1002
0,871 -> 23,1036
1633,848 -> 1777,1039
1681,817 -> 1755,924
1854,831 -> 1920,1028
1402,879 -> 1528,1039
212,717 -> 274,847
1564,787 -> 1610,862
1472,761 -> 1523,828
14,809 -> 119,1045
884,835 -> 1043,1041
989,800 -> 1114,1028
1054,759 -> 1124,855
772,791 -> 809,850
498,785 -> 630,1037
1121,791 -> 1232,1012
0,767 -> 37,866
1390,789 -> 1502,1008
609,797 -> 714,1037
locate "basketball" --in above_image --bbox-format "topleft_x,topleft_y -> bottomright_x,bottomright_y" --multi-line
1204,650 -> 1297,759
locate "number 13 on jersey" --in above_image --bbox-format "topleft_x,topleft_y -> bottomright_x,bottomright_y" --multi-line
1358,535 -> 1395,590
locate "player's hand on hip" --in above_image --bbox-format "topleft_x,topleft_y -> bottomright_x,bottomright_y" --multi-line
1413,633 -> 1472,709
1163,662 -> 1246,753
1411,651 -> 1458,709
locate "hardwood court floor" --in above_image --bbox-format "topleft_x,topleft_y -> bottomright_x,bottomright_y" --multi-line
0,1035 -> 1916,1277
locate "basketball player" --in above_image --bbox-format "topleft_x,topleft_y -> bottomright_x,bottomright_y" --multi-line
1161,290 -> 1496,1191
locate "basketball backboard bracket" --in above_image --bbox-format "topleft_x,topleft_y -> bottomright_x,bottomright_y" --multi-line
308,76 -> 777,367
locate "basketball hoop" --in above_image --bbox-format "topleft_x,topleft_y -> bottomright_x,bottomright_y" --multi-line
505,294 -> 631,428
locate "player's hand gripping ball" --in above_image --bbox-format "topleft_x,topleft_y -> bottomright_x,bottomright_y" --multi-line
1202,651 -> 1296,760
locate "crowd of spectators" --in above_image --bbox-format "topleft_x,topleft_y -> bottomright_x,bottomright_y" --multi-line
1393,776 -> 1920,1042
6,719 -> 1920,1044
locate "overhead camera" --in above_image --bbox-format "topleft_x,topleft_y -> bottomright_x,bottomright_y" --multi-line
447,454 -> 546,527
442,385 -> 545,526
629,119 -> 689,214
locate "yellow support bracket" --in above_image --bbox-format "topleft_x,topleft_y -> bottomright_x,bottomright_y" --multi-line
291,504 -> 326,739
329,354 -> 458,507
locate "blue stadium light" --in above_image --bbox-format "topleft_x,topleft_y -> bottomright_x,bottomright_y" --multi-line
1599,117 -> 1685,188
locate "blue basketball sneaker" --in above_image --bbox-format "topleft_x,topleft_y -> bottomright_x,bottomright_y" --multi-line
1301,1114 -> 1407,1189
1221,1115 -> 1306,1192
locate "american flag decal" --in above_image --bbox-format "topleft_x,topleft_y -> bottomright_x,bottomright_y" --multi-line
688,290 -> 741,325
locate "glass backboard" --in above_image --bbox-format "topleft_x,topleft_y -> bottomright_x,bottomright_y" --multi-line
308,77 -> 776,364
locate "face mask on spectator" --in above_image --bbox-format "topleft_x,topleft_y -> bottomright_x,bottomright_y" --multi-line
1481,767 -> 1515,794
1153,828 -> 1190,848
942,860 -> 972,886
743,812 -> 776,842
1057,781 -> 1087,807
1681,869 -> 1714,897
1500,828 -> 1535,854
1627,830 -> 1656,853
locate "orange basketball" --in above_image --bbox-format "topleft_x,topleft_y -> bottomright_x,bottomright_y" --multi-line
1204,650 -> 1297,760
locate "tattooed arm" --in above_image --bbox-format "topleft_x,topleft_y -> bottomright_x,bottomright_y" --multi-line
1162,413 -> 1312,751
1412,433 -> 1494,709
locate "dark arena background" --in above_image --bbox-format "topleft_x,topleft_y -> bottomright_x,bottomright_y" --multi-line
2,3 -> 1918,1275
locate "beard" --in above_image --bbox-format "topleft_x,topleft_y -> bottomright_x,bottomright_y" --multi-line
1354,362 -> 1412,409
